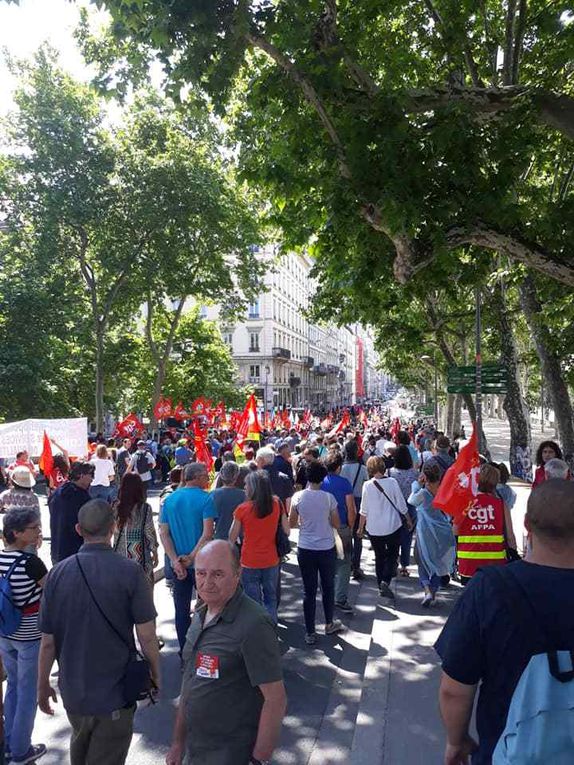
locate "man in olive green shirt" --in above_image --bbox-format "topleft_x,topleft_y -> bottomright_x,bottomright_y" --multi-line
166,541 -> 286,765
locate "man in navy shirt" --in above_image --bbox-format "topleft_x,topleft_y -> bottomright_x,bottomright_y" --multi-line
321,451 -> 356,613
435,479 -> 574,765
49,461 -> 94,563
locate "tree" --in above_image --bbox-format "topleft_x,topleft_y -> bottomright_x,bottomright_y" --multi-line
90,1 -> 574,288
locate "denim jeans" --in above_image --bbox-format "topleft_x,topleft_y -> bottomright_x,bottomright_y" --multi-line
172,569 -> 196,653
241,565 -> 279,623
0,637 -> 40,760
89,485 -> 115,503
352,498 -> 363,570
335,525 -> 353,604
418,569 -> 441,595
297,546 -> 337,634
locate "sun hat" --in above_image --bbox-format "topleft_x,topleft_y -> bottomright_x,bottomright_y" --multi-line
10,465 -> 36,489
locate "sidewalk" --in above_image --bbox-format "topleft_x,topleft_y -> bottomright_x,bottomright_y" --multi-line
31,527 -> 459,765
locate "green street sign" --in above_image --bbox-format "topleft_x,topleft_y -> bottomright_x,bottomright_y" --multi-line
447,364 -> 508,394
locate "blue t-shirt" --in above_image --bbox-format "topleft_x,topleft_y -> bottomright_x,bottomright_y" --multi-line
174,446 -> 193,466
159,487 -> 217,559
321,473 -> 354,526
435,561 -> 574,764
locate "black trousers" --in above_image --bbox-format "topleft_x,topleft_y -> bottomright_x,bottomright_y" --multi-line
369,529 -> 401,585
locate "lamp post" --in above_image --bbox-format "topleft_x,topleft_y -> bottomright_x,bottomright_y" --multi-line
421,353 -> 438,424
264,364 -> 270,424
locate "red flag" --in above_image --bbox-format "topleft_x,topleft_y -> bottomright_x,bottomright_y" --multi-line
390,417 -> 401,442
114,413 -> 144,439
359,409 -> 368,428
327,410 -> 350,439
191,396 -> 207,415
236,394 -> 261,446
38,431 -> 54,476
192,420 -> 213,471
174,401 -> 191,421
433,427 -> 480,525
321,416 -> 333,430
153,397 -> 172,420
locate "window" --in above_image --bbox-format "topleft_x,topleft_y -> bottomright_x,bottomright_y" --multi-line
222,328 -> 233,346
249,332 -> 260,352
249,365 -> 260,380
199,305 -> 208,319
248,299 -> 260,319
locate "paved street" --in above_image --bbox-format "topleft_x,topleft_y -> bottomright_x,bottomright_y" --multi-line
31,414 -> 537,765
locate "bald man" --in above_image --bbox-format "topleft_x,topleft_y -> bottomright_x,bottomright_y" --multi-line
435,479 -> 574,765
166,541 -> 286,765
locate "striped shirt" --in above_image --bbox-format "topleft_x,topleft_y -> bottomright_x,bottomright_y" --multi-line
0,551 -> 47,641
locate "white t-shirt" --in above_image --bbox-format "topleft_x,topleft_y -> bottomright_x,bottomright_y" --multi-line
340,462 -> 369,499
360,476 -> 407,536
128,451 -> 155,482
90,457 -> 116,487
291,488 -> 338,551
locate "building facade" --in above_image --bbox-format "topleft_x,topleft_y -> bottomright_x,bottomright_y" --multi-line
204,247 -> 386,412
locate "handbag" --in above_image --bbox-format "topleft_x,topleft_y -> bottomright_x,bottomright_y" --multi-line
373,480 -> 413,532
275,501 -> 291,558
75,555 -> 152,705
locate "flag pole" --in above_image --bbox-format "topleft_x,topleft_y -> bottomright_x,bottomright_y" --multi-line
475,286 -> 482,454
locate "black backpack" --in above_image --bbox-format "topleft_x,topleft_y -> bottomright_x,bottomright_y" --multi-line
135,451 -> 149,475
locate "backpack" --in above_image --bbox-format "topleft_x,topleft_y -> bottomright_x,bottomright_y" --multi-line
0,553 -> 32,636
135,451 -> 149,475
492,567 -> 574,764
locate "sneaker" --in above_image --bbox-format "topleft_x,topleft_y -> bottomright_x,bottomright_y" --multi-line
12,745 -> 47,764
378,582 -> 394,599
335,601 -> 354,614
351,568 -> 366,581
304,632 -> 318,645
421,593 -> 433,608
325,619 -> 344,635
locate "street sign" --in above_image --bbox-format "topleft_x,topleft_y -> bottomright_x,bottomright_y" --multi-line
447,364 -> 508,394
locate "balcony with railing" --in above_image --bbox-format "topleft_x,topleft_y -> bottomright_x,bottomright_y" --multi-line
289,375 -> 301,388
303,356 -> 315,368
327,364 -> 340,374
313,363 -> 328,376
272,347 -> 291,362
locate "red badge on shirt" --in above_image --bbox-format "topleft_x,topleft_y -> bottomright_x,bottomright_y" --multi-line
195,653 -> 220,679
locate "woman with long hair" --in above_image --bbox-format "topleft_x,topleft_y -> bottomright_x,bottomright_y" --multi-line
389,445 -> 419,576
228,469 -> 290,623
408,462 -> 455,606
532,440 -> 563,488
113,472 -> 159,585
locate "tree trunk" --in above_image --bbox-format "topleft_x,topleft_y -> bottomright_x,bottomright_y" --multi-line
445,393 -> 455,436
453,394 -> 462,435
149,359 -> 167,433
95,325 -> 105,434
494,285 -> 532,479
519,275 -> 574,455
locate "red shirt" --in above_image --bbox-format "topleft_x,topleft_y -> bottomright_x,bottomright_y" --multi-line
234,498 -> 280,569
532,465 -> 546,487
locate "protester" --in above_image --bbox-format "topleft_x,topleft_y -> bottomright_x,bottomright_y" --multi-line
544,457 -> 570,480
211,461 -> 245,540
174,439 -> 193,467
48,461 -> 94,564
0,508 -> 47,764
424,435 -> 454,479
494,461 -> 517,512
7,452 -> 37,477
159,463 -> 216,652
273,441 -> 295,489
340,440 -> 368,581
358,456 -> 409,601
255,446 -> 294,511
165,541 -> 286,765
436,479 -> 574,765
126,440 -> 156,495
37,500 -> 160,765
113,473 -> 159,585
408,462 -> 456,606
397,430 -> 420,470
115,438 -> 132,484
455,463 -> 517,585
390,445 -> 419,576
289,461 -> 343,644
321,452 -> 356,614
229,470 -> 290,623
0,466 -> 40,516
89,444 -> 116,502
532,439 -> 563,487
294,445 -> 319,490
159,466 -> 183,589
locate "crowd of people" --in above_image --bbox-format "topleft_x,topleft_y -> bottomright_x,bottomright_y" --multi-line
0,409 -> 572,765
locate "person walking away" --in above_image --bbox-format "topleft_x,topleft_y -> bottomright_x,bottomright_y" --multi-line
89,445 -> 116,503
390,445 -> 419,576
159,463 -> 216,653
159,467 -> 182,590
112,473 -> 159,585
211,462 -> 245,541
115,439 -> 132,486
48,461 -> 94,564
397,430 -> 421,470
455,463 -> 517,585
228,470 -> 290,624
289,461 -> 343,645
340,441 -> 368,581
166,541 -> 286,765
408,463 -> 455,606
44,439 -> 70,498
37,500 -> 160,765
531,440 -> 563,488
0,468 -> 40,517
174,440 -> 193,468
435,479 -> 574,765
358,456 -> 410,603
321,452 -> 356,614
6,453 -> 36,478
126,441 -> 156,496
424,435 -> 454,480
543,458 -> 570,480
0,508 -> 47,764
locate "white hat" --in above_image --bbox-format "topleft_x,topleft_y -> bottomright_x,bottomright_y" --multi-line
10,466 -> 36,489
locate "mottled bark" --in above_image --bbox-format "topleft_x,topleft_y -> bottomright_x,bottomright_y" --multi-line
519,275 -> 574,455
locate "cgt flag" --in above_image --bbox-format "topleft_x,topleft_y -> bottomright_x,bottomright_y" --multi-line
433,426 -> 480,525
114,413 -> 144,439
153,397 -> 172,421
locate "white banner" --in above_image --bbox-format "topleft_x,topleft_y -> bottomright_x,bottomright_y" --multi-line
0,418 -> 88,459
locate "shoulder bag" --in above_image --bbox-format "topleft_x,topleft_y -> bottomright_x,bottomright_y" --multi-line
373,479 -> 413,532
275,499 -> 291,558
75,555 -> 152,705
